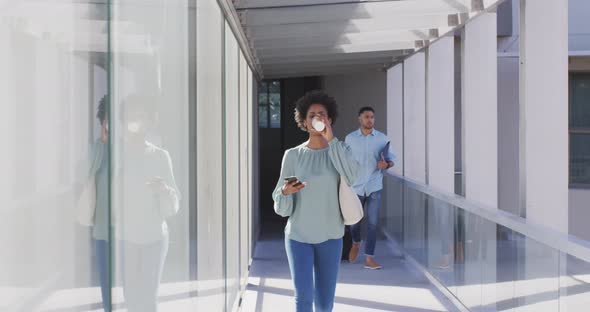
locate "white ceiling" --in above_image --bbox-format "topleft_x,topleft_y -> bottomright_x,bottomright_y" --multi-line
235,0 -> 501,78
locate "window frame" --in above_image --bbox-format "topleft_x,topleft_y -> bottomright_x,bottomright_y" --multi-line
258,80 -> 281,129
569,72 -> 590,189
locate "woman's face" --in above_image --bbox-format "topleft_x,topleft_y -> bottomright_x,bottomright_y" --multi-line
305,103 -> 331,134
124,108 -> 150,138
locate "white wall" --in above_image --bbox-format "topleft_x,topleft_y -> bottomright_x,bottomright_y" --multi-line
521,0 -> 569,233
427,37 -> 454,192
403,52 -> 427,183
387,64 -> 404,175
570,189 -> 590,241
322,70 -> 388,140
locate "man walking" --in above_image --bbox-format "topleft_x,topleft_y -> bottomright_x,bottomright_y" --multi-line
345,106 -> 396,269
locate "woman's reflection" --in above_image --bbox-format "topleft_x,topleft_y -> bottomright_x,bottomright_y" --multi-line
88,96 -> 111,311
116,94 -> 180,312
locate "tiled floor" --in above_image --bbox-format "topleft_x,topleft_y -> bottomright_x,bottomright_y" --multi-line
240,228 -> 459,312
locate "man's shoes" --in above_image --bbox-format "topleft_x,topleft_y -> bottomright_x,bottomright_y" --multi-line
348,243 -> 360,263
364,257 -> 382,270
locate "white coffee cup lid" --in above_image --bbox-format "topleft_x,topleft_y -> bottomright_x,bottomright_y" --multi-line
312,118 -> 325,132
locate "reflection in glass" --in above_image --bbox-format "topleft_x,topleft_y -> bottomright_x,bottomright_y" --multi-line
115,95 -> 180,311
380,175 -> 587,311
1,1 -> 109,311
561,254 -> 590,310
78,96 -> 111,311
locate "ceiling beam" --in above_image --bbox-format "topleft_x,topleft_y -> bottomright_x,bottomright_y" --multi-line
245,14 -> 453,40
252,28 -> 437,49
239,0 -> 470,26
263,65 -> 386,79
262,57 -> 395,71
259,49 -> 410,64
257,41 -> 414,58
235,0 -> 384,10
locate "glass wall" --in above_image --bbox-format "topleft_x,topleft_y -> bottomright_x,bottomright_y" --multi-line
1,0 -> 257,311
381,175 -> 590,311
0,1 -> 110,311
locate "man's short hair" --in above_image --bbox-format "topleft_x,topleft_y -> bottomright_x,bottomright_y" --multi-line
358,106 -> 375,116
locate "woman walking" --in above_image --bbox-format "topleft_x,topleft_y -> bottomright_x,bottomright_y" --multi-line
273,90 -> 359,312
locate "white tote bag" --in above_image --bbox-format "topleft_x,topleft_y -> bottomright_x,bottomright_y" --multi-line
77,178 -> 97,226
339,176 -> 363,225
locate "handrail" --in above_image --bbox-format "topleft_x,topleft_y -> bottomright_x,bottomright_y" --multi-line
385,172 -> 590,263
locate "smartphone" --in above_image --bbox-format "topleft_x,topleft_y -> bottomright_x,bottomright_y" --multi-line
284,176 -> 303,187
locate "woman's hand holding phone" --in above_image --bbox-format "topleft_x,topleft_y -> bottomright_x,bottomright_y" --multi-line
282,176 -> 306,195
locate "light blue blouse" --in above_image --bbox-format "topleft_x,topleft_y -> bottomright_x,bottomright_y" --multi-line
272,138 -> 359,244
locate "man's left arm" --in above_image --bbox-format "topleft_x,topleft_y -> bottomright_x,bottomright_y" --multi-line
386,137 -> 397,169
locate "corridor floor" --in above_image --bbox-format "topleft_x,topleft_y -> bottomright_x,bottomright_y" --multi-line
240,227 -> 460,312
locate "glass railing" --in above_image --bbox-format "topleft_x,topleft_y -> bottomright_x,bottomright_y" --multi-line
382,173 -> 590,311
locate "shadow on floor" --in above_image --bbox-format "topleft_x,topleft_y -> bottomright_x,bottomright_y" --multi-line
241,223 -> 459,312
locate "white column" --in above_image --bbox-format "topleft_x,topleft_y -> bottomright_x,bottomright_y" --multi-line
463,13 -> 498,208
426,36 -> 456,271
387,63 -> 404,176
520,2 -> 569,311
520,0 -> 568,233
462,12 -> 498,309
402,52 -> 426,253
385,63 -> 405,239
427,36 -> 455,192
403,52 -> 426,183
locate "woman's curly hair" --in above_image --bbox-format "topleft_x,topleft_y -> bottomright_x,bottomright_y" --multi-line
96,95 -> 108,123
294,90 -> 338,132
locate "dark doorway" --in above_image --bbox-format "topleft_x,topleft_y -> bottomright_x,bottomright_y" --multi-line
258,77 -> 322,230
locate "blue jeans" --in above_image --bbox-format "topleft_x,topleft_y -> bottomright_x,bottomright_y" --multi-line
95,239 -> 110,312
285,238 -> 343,312
349,190 -> 382,256
121,237 -> 169,312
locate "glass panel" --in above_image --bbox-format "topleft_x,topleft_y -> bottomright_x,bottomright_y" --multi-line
513,237 -> 560,311
259,90 -> 268,107
196,0 -> 226,310
270,90 -> 281,129
239,52 -> 250,290
426,197 -> 457,295
495,226 -> 519,311
381,178 -> 404,243
259,81 -> 268,97
224,21 -> 241,311
110,0 -> 192,310
383,175 -> 572,311
560,253 -> 590,310
570,133 -> 590,186
403,187 -> 427,265
259,106 -> 269,128
268,80 -> 280,93
0,1 -> 110,311
455,210 -> 483,309
3,0 -> 255,311
258,82 -> 268,129
270,103 -> 281,128
247,70 -> 254,266
570,74 -> 590,129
